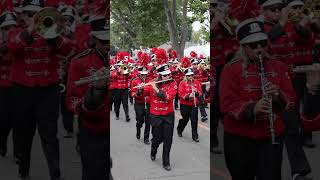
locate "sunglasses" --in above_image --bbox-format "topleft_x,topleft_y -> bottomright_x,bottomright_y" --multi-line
291,5 -> 303,10
244,40 -> 268,49
64,16 -> 74,23
162,74 -> 170,77
315,6 -> 320,11
186,75 -> 193,77
23,11 -> 36,18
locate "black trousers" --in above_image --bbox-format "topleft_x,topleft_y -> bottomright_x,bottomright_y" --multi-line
113,89 -> 129,118
134,103 -> 150,140
150,113 -> 174,166
211,65 -> 224,147
224,133 -> 283,180
283,74 -> 311,176
0,86 -> 16,155
12,84 -> 61,178
110,89 -> 115,111
78,126 -> 108,180
174,93 -> 179,109
60,91 -> 73,133
177,104 -> 199,139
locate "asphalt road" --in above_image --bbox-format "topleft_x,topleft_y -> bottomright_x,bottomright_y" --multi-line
211,122 -> 320,180
111,103 -> 210,180
0,115 -> 81,180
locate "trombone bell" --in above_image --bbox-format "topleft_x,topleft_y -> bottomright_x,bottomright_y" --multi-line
34,8 -> 65,39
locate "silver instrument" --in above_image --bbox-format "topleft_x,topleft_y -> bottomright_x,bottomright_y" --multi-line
258,54 -> 277,145
74,74 -> 109,86
293,64 -> 320,73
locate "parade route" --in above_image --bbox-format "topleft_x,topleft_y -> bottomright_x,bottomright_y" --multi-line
0,115 -> 81,180
211,123 -> 320,180
111,104 -> 210,180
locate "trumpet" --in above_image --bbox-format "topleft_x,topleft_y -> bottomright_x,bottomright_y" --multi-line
191,79 -> 197,107
120,64 -> 129,75
34,7 -> 65,39
132,78 -> 172,89
258,54 -> 277,145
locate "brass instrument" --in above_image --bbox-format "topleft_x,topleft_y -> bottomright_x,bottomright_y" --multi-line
34,8 -> 65,39
132,78 -> 172,89
258,54 -> 277,145
120,64 -> 129,75
293,64 -> 320,73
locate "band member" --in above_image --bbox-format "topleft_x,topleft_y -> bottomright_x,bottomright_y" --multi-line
137,49 -> 177,171
0,10 -> 17,158
220,7 -> 297,179
7,0 -> 72,179
66,16 -> 109,180
259,0 -> 313,178
131,62 -> 151,145
111,52 -> 132,121
210,0 -> 239,154
177,67 -> 202,142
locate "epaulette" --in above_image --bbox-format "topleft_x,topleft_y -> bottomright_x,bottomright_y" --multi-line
71,48 -> 92,60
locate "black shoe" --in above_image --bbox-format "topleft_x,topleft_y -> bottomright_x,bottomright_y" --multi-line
201,116 -> 208,122
193,137 -> 199,142
163,164 -> 171,171
0,146 -> 7,157
116,117 -> 119,120
18,176 -> 31,180
150,154 -> 156,161
136,129 -> 141,140
293,174 -> 313,180
303,139 -> 316,148
126,117 -> 130,122
144,139 -> 150,145
177,132 -> 182,137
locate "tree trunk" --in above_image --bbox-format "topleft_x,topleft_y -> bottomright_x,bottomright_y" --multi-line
178,0 -> 188,57
162,0 -> 178,53
162,0 -> 188,58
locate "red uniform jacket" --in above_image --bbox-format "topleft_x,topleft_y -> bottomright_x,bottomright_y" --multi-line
194,68 -> 209,82
7,28 -> 71,87
141,80 -> 177,115
66,49 -> 108,134
178,79 -> 202,106
220,58 -> 297,139
130,77 -> 151,104
293,32 -> 314,65
110,69 -> 132,89
264,21 -> 298,65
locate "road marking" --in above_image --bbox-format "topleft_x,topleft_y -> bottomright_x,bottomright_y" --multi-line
175,114 -> 210,131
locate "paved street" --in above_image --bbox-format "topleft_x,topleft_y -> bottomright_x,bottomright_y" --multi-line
0,116 -> 81,180
211,123 -> 320,180
111,103 -> 210,180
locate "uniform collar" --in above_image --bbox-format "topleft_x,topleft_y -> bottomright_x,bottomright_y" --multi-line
95,47 -> 108,66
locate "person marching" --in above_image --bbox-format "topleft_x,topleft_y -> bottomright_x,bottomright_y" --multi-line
7,0 -> 72,179
259,0 -> 313,179
130,53 -> 151,145
111,52 -> 132,121
136,48 -> 177,171
66,15 -> 110,180
220,0 -> 297,179
0,8 -> 18,158
177,66 -> 202,142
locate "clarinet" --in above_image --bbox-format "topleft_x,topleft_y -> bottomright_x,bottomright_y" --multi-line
258,54 -> 278,145
191,79 -> 197,107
